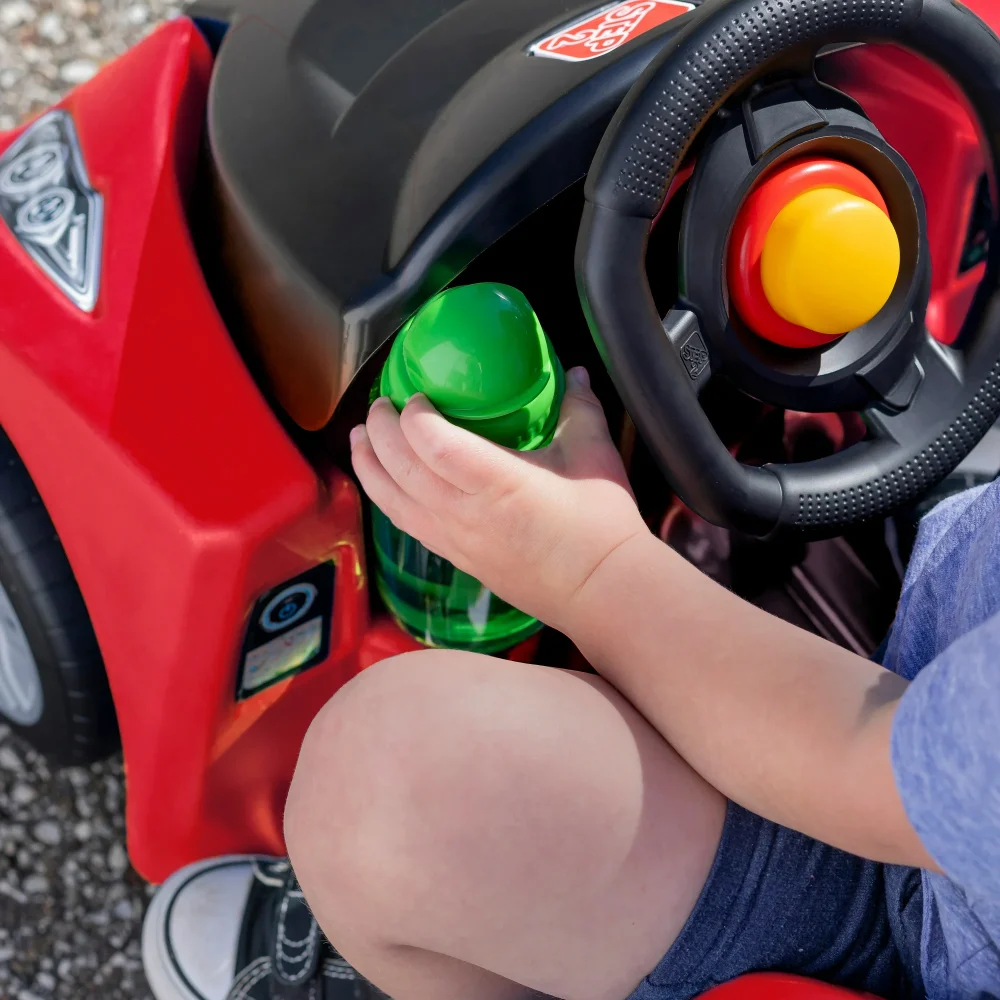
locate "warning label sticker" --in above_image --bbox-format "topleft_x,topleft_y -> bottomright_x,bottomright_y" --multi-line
241,617 -> 324,697
529,1 -> 695,63
235,562 -> 335,701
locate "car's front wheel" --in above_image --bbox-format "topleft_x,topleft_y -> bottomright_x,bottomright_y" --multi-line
0,430 -> 118,764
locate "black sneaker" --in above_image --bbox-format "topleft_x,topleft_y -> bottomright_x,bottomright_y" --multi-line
143,855 -> 390,1000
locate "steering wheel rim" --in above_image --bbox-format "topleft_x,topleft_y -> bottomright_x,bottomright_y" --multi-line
576,0 -> 1000,537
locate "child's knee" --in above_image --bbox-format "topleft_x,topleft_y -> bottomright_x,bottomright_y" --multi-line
286,651 -> 427,821
283,649 -> 485,900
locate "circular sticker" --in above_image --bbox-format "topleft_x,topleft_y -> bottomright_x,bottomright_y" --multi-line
260,583 -> 319,633
15,187 -> 76,246
0,142 -> 68,200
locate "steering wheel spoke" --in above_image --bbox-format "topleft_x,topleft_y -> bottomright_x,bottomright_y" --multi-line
662,309 -> 713,396
866,334 -> 964,447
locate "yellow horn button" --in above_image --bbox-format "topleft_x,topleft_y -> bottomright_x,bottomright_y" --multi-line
760,187 -> 901,336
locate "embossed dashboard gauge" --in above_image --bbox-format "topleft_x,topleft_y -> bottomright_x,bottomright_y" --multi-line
0,141 -> 68,201
15,187 -> 77,248
0,111 -> 103,312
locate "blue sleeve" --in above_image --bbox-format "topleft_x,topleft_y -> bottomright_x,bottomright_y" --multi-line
890,609 -> 1000,898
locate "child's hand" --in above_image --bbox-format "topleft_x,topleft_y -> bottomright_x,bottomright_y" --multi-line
351,367 -> 649,634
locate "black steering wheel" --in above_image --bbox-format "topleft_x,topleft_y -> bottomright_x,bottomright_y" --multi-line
577,0 -> 1000,537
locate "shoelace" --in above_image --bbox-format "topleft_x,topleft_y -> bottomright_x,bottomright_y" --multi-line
225,860 -> 391,1000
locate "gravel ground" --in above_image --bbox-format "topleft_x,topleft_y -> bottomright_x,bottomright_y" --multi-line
0,726 -> 155,999
0,0 -> 188,132
1,5 -> 191,998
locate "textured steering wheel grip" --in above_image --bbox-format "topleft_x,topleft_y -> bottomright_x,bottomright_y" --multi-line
775,353 -> 1000,528
586,0 -> 923,218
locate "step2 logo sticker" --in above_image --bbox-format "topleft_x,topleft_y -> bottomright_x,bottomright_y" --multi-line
237,563 -> 335,700
529,0 -> 694,63
0,110 -> 103,312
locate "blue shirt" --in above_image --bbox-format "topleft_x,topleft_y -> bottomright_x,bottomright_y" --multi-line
885,477 -> 1000,999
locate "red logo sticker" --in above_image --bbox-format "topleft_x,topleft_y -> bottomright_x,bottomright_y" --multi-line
529,1 -> 695,63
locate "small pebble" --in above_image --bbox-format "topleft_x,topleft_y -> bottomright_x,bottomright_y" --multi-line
0,880 -> 27,904
59,58 -> 98,85
23,875 -> 50,895
65,768 -> 89,789
33,821 -> 61,846
0,0 -> 36,28
12,782 -> 36,805
19,43 -> 45,65
107,842 -> 129,876
37,12 -> 68,44
79,37 -> 106,59
34,971 -> 56,991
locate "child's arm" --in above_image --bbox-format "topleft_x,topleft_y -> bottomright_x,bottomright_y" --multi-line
568,531 -> 936,869
352,369 -> 937,870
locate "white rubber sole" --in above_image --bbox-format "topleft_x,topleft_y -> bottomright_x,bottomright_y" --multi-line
142,855 -> 277,1000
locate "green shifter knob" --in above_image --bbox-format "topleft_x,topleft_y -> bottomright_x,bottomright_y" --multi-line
371,282 -> 566,653
378,283 -> 564,450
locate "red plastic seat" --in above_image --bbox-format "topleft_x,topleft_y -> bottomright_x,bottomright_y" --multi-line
699,974 -> 882,1000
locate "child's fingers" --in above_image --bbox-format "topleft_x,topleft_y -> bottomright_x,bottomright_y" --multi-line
400,394 -> 517,495
350,426 -> 426,536
366,398 -> 464,508
552,368 -> 614,453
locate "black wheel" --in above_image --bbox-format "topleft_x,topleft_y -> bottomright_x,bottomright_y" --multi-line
0,430 -> 118,765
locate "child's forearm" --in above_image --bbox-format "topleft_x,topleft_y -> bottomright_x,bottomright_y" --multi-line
567,533 -> 938,870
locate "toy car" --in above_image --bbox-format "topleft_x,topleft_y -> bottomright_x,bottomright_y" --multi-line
1,0 -> 998,934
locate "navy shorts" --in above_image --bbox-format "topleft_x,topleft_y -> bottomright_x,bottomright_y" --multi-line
628,802 -> 924,1000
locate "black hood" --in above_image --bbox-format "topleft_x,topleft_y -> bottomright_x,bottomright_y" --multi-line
206,0 -> 699,428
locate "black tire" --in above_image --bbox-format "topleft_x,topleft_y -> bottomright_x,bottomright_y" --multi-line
0,430 -> 118,765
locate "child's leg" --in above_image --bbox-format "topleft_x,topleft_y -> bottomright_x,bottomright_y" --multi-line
284,651 -> 727,1000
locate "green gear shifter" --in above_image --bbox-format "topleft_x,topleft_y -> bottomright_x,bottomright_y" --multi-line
371,282 -> 565,652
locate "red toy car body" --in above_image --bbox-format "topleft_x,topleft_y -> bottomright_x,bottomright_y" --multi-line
0,20 -> 382,880
0,0 -> 996,902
